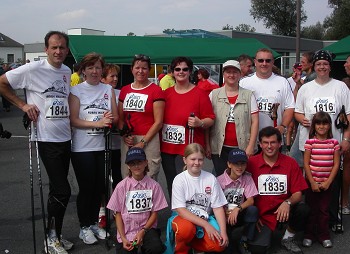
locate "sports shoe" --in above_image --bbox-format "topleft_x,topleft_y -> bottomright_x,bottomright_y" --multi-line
302,238 -> 312,247
322,239 -> 333,248
44,236 -> 68,254
341,206 -> 350,215
90,223 -> 110,240
98,214 -> 106,228
281,237 -> 303,253
238,240 -> 251,254
331,223 -> 344,232
79,226 -> 98,245
60,236 -> 74,250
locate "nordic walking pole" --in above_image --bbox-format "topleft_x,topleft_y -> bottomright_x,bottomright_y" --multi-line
33,123 -> 49,252
188,112 -> 195,144
26,118 -> 37,254
104,125 -> 112,250
335,105 -> 349,234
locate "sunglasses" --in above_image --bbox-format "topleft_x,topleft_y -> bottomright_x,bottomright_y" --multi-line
256,58 -> 272,63
134,54 -> 150,61
174,67 -> 189,72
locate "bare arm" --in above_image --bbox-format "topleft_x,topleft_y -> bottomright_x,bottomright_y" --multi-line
246,113 -> 259,157
303,150 -> 320,192
319,149 -> 340,191
115,212 -> 134,251
133,100 -> 164,149
294,112 -> 311,127
277,108 -> 294,134
274,191 -> 302,222
0,75 -> 39,121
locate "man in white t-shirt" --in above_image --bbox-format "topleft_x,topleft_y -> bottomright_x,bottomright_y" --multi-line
240,48 -> 295,136
0,31 -> 72,254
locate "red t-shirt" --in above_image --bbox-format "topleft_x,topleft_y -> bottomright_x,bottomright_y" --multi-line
247,153 -> 308,231
161,86 -> 215,155
197,80 -> 220,96
119,83 -> 164,135
223,95 -> 238,147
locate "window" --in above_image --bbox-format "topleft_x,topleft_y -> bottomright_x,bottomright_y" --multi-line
7,54 -> 14,63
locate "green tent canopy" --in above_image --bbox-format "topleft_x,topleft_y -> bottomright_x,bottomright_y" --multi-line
323,35 -> 350,61
68,35 -> 280,65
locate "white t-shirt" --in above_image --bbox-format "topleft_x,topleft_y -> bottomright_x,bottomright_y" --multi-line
240,73 -> 295,130
70,82 -> 113,152
295,78 -> 350,151
172,170 -> 227,220
6,59 -> 71,142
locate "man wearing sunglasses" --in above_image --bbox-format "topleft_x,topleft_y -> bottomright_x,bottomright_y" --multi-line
240,48 -> 295,137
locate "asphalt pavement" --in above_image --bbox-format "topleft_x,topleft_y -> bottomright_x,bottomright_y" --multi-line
1,94 -> 350,254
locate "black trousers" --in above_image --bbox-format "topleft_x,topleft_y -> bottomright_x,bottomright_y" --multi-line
37,141 -> 71,236
71,151 -> 105,227
115,228 -> 166,254
212,146 -> 237,176
111,149 -> 122,190
161,152 -> 184,198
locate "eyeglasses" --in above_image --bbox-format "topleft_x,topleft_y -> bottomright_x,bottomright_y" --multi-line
174,67 -> 189,72
134,54 -> 150,61
256,59 -> 272,63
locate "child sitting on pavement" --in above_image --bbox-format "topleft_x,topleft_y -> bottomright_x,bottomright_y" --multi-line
217,148 -> 258,254
107,147 -> 168,254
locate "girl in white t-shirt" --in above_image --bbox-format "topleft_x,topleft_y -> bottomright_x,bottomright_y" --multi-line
171,143 -> 228,253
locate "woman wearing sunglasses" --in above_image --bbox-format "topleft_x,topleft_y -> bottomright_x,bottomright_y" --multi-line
118,54 -> 165,181
208,60 -> 259,176
160,56 -> 215,198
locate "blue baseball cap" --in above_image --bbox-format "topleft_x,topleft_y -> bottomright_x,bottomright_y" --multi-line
228,148 -> 248,163
125,147 -> 146,164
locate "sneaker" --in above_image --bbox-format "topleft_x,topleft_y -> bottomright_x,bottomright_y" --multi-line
44,236 -> 68,254
281,237 -> 303,254
341,206 -> 350,215
302,239 -> 312,247
60,236 -> 74,250
90,223 -> 110,240
331,224 -> 344,233
98,214 -> 106,228
322,239 -> 333,248
238,240 -> 251,254
79,226 -> 98,245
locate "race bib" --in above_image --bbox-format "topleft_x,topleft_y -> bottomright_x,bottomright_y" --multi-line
257,96 -> 275,113
308,97 -> 336,115
224,187 -> 244,205
86,113 -> 104,135
258,174 -> 287,195
186,205 -> 209,220
162,124 -> 185,144
123,93 -> 148,112
126,190 -> 153,213
44,96 -> 69,119
227,104 -> 235,123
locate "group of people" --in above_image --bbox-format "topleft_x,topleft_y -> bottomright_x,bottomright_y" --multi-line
1,29 -> 350,254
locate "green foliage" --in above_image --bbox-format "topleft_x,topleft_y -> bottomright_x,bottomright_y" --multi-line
127,32 -> 136,36
163,28 -> 175,33
16,58 -> 22,63
234,24 -> 256,32
324,0 -> 350,39
250,0 -> 307,36
301,22 -> 325,40
222,24 -> 233,30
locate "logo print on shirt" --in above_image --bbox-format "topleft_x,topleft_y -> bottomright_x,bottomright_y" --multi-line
42,80 -> 68,95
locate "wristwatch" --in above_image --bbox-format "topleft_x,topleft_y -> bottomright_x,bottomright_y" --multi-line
237,205 -> 243,212
280,124 -> 287,134
140,138 -> 147,147
285,200 -> 292,206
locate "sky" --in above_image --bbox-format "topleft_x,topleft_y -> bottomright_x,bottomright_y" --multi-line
1,0 -> 333,44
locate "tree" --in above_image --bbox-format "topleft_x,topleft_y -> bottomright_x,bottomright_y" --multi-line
234,24 -> 256,32
301,22 -> 325,40
222,24 -> 233,30
323,0 -> 350,39
163,28 -> 175,33
250,0 -> 307,36
127,32 -> 136,36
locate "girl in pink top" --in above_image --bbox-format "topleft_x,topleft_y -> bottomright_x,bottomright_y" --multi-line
107,147 -> 168,253
303,111 -> 340,248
